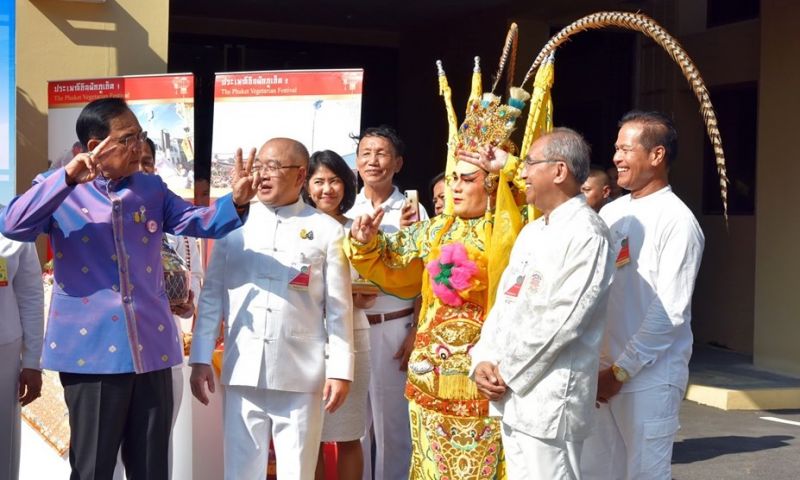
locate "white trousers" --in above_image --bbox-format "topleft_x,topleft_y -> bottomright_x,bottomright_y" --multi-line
580,385 -> 682,480
223,385 -> 323,480
361,318 -> 412,480
0,338 -> 22,480
502,422 -> 583,480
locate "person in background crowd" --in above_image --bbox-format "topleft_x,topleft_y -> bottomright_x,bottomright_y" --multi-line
429,172 -> 446,216
0,230 -> 43,480
139,137 -> 203,480
303,150 -> 372,480
51,141 -> 84,170
606,165 -> 624,200
581,166 -> 612,213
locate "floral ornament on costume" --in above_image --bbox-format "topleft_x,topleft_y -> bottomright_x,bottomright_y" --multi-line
427,242 -> 480,307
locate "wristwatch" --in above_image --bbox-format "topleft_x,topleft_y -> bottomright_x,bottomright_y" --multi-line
611,363 -> 630,383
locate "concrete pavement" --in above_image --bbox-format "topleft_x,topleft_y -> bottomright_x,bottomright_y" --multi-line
672,401 -> 800,479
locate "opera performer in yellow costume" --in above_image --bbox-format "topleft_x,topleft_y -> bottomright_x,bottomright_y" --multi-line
346,44 -> 540,477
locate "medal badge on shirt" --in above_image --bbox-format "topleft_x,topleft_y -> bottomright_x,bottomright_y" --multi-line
504,274 -> 525,298
527,272 -> 543,294
615,237 -> 631,268
0,257 -> 8,287
289,265 -> 311,290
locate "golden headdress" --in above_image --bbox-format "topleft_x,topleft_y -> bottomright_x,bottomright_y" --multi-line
434,23 -> 554,311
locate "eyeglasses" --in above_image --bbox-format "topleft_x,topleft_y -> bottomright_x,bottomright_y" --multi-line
253,160 -> 302,175
524,158 -> 560,167
114,131 -> 148,149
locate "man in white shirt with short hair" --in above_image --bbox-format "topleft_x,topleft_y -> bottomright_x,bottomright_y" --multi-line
580,111 -> 705,480
346,125 -> 428,480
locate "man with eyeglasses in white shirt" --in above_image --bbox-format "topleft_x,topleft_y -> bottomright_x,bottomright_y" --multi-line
469,128 -> 615,479
190,137 -> 354,479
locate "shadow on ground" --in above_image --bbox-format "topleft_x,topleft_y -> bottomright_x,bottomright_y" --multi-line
673,435 -> 794,464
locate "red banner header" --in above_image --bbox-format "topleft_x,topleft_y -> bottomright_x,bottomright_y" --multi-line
214,70 -> 363,99
48,75 -> 194,107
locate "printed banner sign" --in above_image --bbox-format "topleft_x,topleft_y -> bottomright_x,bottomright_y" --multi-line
48,74 -> 195,198
210,69 -> 363,195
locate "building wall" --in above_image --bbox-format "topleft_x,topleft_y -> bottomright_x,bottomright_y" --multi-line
636,0 -> 758,354
753,0 -> 800,375
16,0 -> 169,192
680,17 -> 759,356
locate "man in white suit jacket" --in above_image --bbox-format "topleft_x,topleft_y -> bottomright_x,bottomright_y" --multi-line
189,138 -> 354,480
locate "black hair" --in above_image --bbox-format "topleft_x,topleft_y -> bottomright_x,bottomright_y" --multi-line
587,164 -> 611,186
619,110 -> 679,165
144,137 -> 156,157
303,150 -> 357,214
352,125 -> 405,157
75,97 -> 131,150
429,171 -> 445,192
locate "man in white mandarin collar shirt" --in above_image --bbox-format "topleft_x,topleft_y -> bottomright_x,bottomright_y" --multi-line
190,138 -> 354,480
470,128 -> 615,479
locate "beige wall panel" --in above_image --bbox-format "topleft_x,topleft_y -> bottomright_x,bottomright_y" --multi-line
754,0 -> 800,375
16,0 -> 169,193
636,3 -> 759,354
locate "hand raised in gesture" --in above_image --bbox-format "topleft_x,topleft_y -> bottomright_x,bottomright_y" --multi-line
230,147 -> 261,206
350,206 -> 385,245
64,136 -> 117,185
457,145 -> 509,174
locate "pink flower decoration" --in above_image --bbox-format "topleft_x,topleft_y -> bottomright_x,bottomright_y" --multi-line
427,243 -> 479,307
432,282 -> 463,306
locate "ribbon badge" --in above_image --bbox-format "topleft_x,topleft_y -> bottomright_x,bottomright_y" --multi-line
133,206 -> 147,224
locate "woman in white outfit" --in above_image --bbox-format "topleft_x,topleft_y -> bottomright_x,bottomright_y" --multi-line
304,150 -> 372,480
0,230 -> 44,480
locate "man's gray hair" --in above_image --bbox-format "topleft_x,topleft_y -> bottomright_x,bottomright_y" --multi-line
540,127 -> 591,184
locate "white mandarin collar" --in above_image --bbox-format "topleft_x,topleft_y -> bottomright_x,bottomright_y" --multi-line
545,194 -> 586,226
259,197 -> 306,219
355,186 -> 406,212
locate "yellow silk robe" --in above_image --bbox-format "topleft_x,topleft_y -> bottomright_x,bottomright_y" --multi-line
347,214 -> 505,480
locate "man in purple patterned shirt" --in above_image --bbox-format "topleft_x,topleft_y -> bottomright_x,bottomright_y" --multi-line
0,98 -> 259,480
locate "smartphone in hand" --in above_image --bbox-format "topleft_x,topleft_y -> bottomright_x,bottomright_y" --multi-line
404,189 -> 419,222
